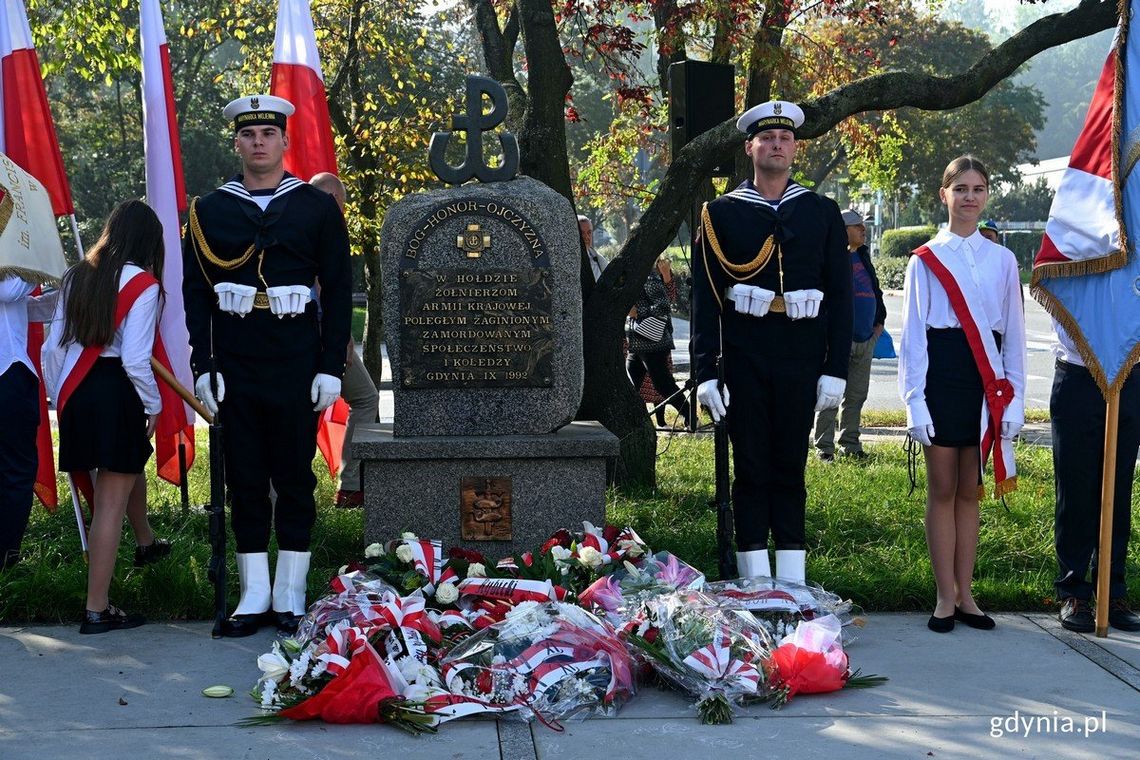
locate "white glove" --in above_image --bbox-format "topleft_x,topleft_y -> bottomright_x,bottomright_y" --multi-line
731,284 -> 775,318
267,285 -> 312,318
311,373 -> 342,412
194,373 -> 225,418
909,424 -> 935,447
696,379 -> 730,422
784,289 -> 824,320
814,375 -> 845,411
214,282 -> 257,317
1001,420 -> 1023,439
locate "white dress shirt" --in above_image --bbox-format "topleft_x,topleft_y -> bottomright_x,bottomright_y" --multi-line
587,247 -> 609,282
898,228 -> 1026,428
1050,319 -> 1085,366
43,264 -> 162,415
0,275 -> 58,378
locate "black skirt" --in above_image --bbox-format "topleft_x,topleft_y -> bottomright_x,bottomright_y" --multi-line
59,357 -> 153,474
925,328 -> 1002,448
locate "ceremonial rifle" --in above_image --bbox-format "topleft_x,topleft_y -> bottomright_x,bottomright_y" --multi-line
713,357 -> 736,580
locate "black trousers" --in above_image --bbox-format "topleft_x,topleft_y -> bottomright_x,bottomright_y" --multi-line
0,364 -> 39,563
628,350 -> 688,416
218,351 -> 320,553
725,351 -> 819,550
1051,360 -> 1140,600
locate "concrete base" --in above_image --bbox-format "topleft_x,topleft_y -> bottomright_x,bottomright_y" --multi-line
354,421 -> 618,555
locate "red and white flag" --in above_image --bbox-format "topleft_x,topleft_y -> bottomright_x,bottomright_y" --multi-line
271,0 -> 348,480
140,0 -> 195,484
271,0 -> 337,182
0,0 -> 74,215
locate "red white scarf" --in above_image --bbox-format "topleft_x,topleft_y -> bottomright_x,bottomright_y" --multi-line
914,245 -> 1017,498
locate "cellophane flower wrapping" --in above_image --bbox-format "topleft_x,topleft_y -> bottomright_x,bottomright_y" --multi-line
439,601 -> 635,722
705,577 -> 863,645
765,614 -> 850,706
294,571 -> 400,648
625,590 -> 774,724
579,552 -> 705,627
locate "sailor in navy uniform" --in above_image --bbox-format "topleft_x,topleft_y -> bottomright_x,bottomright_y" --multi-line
183,94 -> 352,637
692,100 -> 852,584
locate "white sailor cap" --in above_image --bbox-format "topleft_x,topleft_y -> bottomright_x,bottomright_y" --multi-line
223,94 -> 295,132
736,100 -> 804,138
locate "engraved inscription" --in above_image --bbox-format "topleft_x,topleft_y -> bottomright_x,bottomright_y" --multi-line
460,477 -> 512,541
400,268 -> 553,388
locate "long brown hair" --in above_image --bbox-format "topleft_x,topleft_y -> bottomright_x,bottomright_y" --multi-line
61,200 -> 165,347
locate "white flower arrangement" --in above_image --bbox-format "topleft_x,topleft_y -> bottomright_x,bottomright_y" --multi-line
364,542 -> 384,558
435,582 -> 459,604
396,544 -> 414,563
578,546 -> 604,569
467,562 -> 487,578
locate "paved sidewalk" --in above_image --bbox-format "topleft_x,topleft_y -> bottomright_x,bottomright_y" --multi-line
3,613 -> 1138,759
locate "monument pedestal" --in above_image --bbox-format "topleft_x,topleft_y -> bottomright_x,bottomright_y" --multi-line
355,421 -> 619,555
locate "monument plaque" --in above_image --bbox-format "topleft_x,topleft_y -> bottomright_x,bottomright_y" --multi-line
460,476 -> 513,541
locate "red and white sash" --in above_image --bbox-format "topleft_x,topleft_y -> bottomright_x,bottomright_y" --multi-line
914,245 -> 1017,498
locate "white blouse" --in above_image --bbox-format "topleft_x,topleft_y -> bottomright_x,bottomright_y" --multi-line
43,264 -> 162,415
898,228 -> 1026,428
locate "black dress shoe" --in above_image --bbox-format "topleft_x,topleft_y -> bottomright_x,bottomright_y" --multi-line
274,611 -> 302,635
220,610 -> 272,638
1108,599 -> 1140,632
80,605 -> 146,634
134,539 -> 172,567
1059,597 -> 1094,633
927,614 -> 955,633
955,606 -> 996,630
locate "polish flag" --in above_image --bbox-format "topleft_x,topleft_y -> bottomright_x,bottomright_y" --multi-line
271,0 -> 348,480
0,0 -> 74,215
140,0 -> 195,484
271,0 -> 337,182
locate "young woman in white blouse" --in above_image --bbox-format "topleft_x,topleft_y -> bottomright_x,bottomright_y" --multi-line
44,200 -> 169,634
899,156 -> 1026,633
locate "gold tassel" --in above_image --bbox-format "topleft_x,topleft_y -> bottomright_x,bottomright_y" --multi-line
0,265 -> 61,287
993,476 -> 1018,500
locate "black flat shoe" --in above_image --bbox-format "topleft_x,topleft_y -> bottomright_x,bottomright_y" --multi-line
134,539 -> 172,567
1108,599 -> 1140,632
955,606 -> 996,630
220,610 -> 272,638
1059,597 -> 1094,633
274,611 -> 302,635
80,605 -> 146,634
927,614 -> 955,633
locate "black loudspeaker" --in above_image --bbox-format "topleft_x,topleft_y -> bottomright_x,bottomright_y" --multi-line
669,60 -> 736,176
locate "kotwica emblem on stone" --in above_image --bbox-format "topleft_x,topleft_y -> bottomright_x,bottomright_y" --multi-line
460,477 -> 512,541
428,75 -> 520,184
457,223 -> 491,258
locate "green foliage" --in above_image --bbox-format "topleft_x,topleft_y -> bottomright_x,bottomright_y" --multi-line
987,178 -> 1054,223
873,255 -> 908,289
1000,231 -> 1046,272
880,226 -> 936,258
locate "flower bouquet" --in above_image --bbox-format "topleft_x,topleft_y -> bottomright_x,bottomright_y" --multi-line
706,577 -> 864,644
763,614 -> 887,708
248,635 -> 436,732
439,601 -> 635,723
579,551 -> 705,626
624,590 -> 773,724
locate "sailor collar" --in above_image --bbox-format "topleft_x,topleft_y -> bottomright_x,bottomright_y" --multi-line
217,172 -> 305,207
725,179 -> 810,209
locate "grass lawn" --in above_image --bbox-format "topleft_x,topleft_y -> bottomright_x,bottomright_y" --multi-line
352,306 -> 366,343
2,431 -> 1134,623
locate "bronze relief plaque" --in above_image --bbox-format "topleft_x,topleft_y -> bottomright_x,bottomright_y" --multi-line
460,477 -> 512,541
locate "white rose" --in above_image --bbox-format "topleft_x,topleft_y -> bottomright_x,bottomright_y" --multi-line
257,651 -> 290,683
364,542 -> 384,559
435,582 -> 459,604
550,545 -> 572,563
578,546 -> 604,568
467,562 -> 487,578
401,531 -> 418,540
396,545 -> 414,563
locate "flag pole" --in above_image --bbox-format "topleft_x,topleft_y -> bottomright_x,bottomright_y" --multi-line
67,474 -> 89,564
67,214 -> 84,258
1094,389 -> 1120,637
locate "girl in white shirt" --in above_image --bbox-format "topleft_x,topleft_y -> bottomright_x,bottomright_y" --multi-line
898,156 -> 1026,633
43,200 -> 169,634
